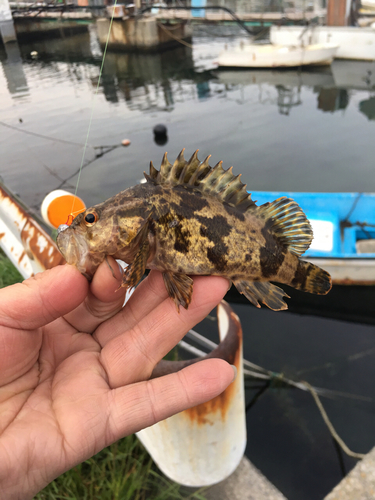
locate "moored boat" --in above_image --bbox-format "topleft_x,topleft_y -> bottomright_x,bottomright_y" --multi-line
217,42 -> 338,68
250,191 -> 375,285
270,25 -> 375,61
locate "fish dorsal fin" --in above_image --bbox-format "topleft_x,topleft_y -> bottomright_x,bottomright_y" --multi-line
257,197 -> 313,257
144,149 -> 256,212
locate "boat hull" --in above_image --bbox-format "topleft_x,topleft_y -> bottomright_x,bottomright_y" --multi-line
218,43 -> 338,68
309,258 -> 375,285
270,26 -> 375,61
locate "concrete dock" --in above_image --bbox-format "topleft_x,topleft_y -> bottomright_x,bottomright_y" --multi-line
204,456 -> 287,500
324,447 -> 375,500
203,447 -> 375,500
96,17 -> 192,52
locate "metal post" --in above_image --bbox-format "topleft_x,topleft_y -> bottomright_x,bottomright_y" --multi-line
0,0 -> 17,43
137,301 -> 246,487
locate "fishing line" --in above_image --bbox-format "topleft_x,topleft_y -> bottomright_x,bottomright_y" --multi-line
70,0 -> 118,217
0,120 -> 89,147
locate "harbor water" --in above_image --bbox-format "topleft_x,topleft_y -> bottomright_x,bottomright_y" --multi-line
1,24 -> 375,500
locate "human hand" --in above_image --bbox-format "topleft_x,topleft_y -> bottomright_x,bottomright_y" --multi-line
0,260 -> 234,499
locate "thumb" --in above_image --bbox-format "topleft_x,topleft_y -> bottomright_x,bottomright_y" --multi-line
0,265 -> 88,330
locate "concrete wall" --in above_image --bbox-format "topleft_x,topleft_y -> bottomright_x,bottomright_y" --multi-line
96,17 -> 190,51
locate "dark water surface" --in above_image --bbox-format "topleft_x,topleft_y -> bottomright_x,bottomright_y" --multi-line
1,25 -> 375,500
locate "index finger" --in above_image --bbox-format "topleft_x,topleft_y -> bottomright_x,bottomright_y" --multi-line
63,257 -> 127,334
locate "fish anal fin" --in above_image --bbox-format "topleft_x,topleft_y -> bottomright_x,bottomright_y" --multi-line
257,197 -> 313,257
234,279 -> 290,311
162,272 -> 193,312
121,239 -> 150,289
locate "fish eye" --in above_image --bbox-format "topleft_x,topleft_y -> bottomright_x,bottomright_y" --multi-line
84,212 -> 98,226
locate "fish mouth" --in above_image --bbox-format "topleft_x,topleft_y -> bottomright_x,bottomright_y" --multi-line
56,226 -> 101,280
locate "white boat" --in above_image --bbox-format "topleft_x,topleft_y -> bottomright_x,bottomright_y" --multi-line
270,25 -> 375,61
360,0 -> 375,11
217,42 -> 338,68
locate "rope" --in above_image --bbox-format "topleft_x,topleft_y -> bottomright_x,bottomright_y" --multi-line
303,381 -> 365,460
157,22 -> 193,48
184,330 -> 368,460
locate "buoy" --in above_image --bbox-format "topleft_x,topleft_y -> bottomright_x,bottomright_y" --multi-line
41,190 -> 86,229
121,139 -> 131,147
153,124 -> 168,146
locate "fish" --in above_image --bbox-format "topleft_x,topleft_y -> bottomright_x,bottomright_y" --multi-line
56,149 -> 332,311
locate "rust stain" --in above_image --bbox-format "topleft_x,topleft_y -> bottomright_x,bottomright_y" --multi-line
1,183 -> 65,271
18,250 -> 26,264
21,219 -> 65,270
333,278 -> 375,286
184,307 -> 243,425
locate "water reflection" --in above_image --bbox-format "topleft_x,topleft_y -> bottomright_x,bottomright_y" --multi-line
318,88 -> 349,113
359,96 -> 375,120
331,60 -> 375,90
3,29 -> 375,121
0,40 -> 28,98
100,46 -> 199,110
215,61 -> 375,116
17,28 -> 101,63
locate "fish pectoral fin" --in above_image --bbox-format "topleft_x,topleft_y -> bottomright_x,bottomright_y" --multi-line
234,280 -> 290,311
256,197 -> 313,257
121,240 -> 150,289
162,272 -> 193,312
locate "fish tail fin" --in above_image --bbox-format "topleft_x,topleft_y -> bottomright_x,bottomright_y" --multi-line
291,260 -> 332,295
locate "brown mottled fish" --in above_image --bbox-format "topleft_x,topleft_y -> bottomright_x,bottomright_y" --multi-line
57,150 -> 332,311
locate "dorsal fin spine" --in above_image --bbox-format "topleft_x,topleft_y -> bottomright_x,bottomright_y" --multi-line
169,149 -> 186,185
221,174 -> 243,202
160,152 -> 172,183
188,161 -> 210,186
147,150 -> 256,213
201,161 -> 224,191
179,150 -> 199,184
149,161 -> 158,179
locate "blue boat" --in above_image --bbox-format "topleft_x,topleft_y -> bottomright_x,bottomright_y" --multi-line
250,191 -> 375,285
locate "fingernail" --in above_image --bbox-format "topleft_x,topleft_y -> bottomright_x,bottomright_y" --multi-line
230,364 -> 237,382
227,280 -> 232,291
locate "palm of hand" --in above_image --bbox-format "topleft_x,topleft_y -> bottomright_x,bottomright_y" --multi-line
0,260 -> 232,500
